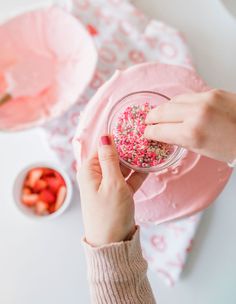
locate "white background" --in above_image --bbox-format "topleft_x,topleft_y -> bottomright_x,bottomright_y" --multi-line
0,1 -> 236,303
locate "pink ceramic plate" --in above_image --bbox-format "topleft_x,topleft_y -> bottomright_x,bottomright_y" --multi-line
73,62 -> 232,224
0,6 -> 97,131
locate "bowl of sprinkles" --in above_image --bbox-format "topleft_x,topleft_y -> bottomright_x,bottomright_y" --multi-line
108,91 -> 185,173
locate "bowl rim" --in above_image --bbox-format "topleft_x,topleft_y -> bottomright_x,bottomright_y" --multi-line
13,161 -> 72,220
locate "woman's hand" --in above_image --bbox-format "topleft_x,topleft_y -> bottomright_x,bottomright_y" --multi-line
77,135 -> 147,247
144,90 -> 236,163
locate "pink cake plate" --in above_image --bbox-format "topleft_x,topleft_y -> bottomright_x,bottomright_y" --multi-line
0,6 -> 97,131
73,62 -> 232,224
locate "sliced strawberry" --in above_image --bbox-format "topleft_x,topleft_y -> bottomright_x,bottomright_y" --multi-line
39,189 -> 56,204
42,168 -> 55,177
45,176 -> 65,194
55,186 -> 67,211
22,194 -> 39,206
35,201 -> 49,215
54,172 -> 66,186
22,187 -> 31,194
48,204 -> 56,214
26,168 -> 43,188
34,179 -> 47,192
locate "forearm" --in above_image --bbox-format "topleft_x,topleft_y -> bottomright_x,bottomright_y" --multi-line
83,227 -> 156,304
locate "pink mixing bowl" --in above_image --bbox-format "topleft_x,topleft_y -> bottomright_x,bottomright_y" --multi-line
0,6 -> 97,131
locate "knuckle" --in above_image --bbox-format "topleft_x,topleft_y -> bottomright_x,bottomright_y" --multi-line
206,89 -> 224,103
100,151 -> 118,163
197,103 -> 212,121
157,104 -> 168,119
106,179 -> 124,192
187,124 -> 205,148
144,125 -> 153,137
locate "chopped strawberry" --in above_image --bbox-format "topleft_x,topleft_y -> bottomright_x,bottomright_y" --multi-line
39,189 -> 56,204
55,186 -> 67,211
42,168 -> 55,177
54,172 -> 66,186
48,204 -> 56,214
35,201 -> 49,215
22,194 -> 39,206
34,179 -> 47,192
22,187 -> 31,194
45,176 -> 65,195
26,168 -> 43,188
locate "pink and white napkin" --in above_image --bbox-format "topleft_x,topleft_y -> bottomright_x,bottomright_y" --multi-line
43,0 -> 202,285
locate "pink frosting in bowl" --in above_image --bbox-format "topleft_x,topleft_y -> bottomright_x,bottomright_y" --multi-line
73,62 -> 232,224
0,6 -> 97,131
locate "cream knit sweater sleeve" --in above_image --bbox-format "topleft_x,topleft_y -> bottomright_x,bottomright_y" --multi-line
83,228 -> 156,304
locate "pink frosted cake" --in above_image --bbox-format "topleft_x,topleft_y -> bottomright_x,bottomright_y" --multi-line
73,62 -> 232,224
0,7 -> 97,131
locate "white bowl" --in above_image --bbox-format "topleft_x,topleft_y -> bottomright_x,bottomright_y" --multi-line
13,162 -> 72,220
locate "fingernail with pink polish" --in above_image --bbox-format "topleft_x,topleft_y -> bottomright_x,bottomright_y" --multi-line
100,135 -> 111,145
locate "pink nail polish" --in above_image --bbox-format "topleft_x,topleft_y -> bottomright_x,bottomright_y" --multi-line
100,135 -> 111,145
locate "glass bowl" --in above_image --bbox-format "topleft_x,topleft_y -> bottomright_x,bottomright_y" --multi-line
107,91 -> 185,173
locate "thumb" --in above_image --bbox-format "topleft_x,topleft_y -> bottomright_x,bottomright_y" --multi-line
98,135 -> 123,181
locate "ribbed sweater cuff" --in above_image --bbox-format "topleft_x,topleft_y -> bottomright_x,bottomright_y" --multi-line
83,227 -> 156,304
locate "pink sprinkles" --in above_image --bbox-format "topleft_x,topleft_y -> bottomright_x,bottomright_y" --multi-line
113,102 -> 174,168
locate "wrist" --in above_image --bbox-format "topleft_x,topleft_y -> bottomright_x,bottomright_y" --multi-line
83,227 -> 147,282
124,225 -> 137,241
85,225 -> 137,247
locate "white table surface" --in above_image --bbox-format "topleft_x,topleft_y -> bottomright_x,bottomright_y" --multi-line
0,1 -> 236,303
